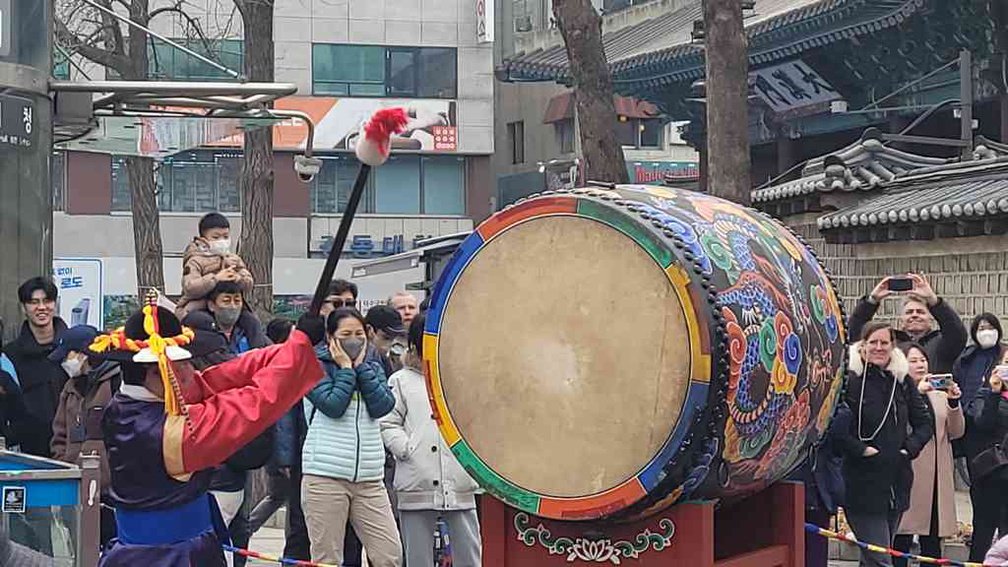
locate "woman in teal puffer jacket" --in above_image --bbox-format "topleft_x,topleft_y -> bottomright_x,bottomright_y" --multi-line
301,308 -> 401,566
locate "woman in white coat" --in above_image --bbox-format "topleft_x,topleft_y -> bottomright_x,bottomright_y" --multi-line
380,313 -> 482,567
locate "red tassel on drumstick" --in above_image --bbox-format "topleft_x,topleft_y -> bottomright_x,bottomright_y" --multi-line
308,107 -> 411,316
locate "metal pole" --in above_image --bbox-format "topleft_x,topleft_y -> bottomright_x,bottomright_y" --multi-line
78,453 -> 101,567
960,49 -> 974,160
80,0 -> 241,79
308,164 -> 373,316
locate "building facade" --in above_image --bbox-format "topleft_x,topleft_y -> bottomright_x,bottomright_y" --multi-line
53,0 -> 494,325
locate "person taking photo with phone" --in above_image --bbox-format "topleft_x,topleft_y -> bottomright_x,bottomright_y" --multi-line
849,273 -> 967,374
892,344 -> 965,566
966,349 -> 1008,561
839,322 -> 933,567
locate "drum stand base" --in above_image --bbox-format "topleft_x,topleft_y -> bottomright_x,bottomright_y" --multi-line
481,482 -> 805,566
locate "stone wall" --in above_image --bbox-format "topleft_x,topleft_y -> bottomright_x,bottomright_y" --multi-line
785,214 -> 1008,331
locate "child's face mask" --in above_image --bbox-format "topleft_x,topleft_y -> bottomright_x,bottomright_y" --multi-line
209,238 -> 231,255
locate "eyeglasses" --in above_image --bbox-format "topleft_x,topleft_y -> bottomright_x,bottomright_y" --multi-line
326,298 -> 357,309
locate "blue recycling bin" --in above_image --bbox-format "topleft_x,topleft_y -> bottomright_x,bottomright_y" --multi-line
0,443 -> 101,566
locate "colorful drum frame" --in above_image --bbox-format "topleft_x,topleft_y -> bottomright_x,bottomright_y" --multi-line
423,185 -> 847,522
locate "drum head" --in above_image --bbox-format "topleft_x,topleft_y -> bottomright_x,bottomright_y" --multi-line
438,215 -> 691,498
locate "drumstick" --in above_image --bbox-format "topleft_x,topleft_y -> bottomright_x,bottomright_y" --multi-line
307,108 -> 411,316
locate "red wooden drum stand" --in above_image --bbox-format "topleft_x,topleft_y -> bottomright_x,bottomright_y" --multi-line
481,482 -> 805,567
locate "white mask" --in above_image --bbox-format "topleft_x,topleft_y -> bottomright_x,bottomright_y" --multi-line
61,357 -> 84,378
977,329 -> 1000,349
208,238 -> 231,255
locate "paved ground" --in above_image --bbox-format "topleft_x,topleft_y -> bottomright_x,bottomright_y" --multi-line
245,490 -> 977,566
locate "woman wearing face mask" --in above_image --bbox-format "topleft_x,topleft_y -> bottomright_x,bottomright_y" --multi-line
839,321 -> 934,567
891,344 -> 964,566
49,324 -> 121,548
300,308 -> 402,566
953,313 -> 1003,417
967,347 -> 1008,561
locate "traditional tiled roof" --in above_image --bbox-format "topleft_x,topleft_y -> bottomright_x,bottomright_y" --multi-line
751,133 -> 956,204
817,159 -> 1008,232
499,0 -> 925,87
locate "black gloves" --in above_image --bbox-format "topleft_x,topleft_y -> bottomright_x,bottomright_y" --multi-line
297,313 -> 327,346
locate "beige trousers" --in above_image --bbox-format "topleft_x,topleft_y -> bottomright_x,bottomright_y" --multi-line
301,474 -> 402,566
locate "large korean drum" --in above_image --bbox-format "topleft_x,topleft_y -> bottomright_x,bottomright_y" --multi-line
423,185 -> 846,521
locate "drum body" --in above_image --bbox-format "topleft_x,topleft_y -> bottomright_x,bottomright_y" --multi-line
423,185 -> 846,521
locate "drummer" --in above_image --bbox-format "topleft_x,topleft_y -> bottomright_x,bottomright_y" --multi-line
94,297 -> 325,566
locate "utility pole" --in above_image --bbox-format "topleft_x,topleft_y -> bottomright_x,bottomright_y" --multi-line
959,49 -> 973,161
703,0 -> 752,205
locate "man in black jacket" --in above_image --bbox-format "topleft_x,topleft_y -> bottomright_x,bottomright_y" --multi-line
5,277 -> 68,457
848,273 -> 966,375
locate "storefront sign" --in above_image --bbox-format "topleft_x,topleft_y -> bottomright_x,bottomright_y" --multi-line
477,0 -> 494,43
0,93 -> 34,149
750,60 -> 840,116
52,259 -> 104,329
315,234 -> 432,258
627,161 -> 699,184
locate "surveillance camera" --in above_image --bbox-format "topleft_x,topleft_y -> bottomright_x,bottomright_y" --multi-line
294,155 -> 322,182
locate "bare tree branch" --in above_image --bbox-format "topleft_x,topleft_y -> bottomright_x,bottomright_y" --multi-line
54,13 -> 131,73
149,2 -> 216,58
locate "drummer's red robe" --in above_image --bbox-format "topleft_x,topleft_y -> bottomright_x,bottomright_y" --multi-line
164,329 -> 323,478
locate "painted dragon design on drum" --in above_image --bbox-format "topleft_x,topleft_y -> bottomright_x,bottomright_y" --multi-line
618,186 -> 846,497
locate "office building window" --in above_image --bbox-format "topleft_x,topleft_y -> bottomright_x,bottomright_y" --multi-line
52,152 -> 66,211
617,117 -> 663,149
507,121 -> 525,164
313,155 -> 368,213
556,119 -> 575,154
149,38 -> 243,81
312,44 -> 457,98
111,151 -> 241,212
375,155 -> 421,214
311,154 -> 465,215
422,156 -> 465,215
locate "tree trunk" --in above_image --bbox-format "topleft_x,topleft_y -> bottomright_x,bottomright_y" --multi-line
553,0 -> 629,184
125,0 -> 166,295
236,0 -> 275,321
125,156 -> 165,297
703,0 -> 751,205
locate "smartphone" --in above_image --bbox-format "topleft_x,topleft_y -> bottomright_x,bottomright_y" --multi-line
887,277 -> 914,292
928,373 -> 953,390
996,365 -> 1008,379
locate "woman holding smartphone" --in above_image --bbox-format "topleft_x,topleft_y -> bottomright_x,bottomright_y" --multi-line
892,344 -> 965,566
968,348 -> 1008,561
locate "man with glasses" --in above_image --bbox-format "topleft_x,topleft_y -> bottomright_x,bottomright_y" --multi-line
365,305 -> 408,377
322,279 -> 359,317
